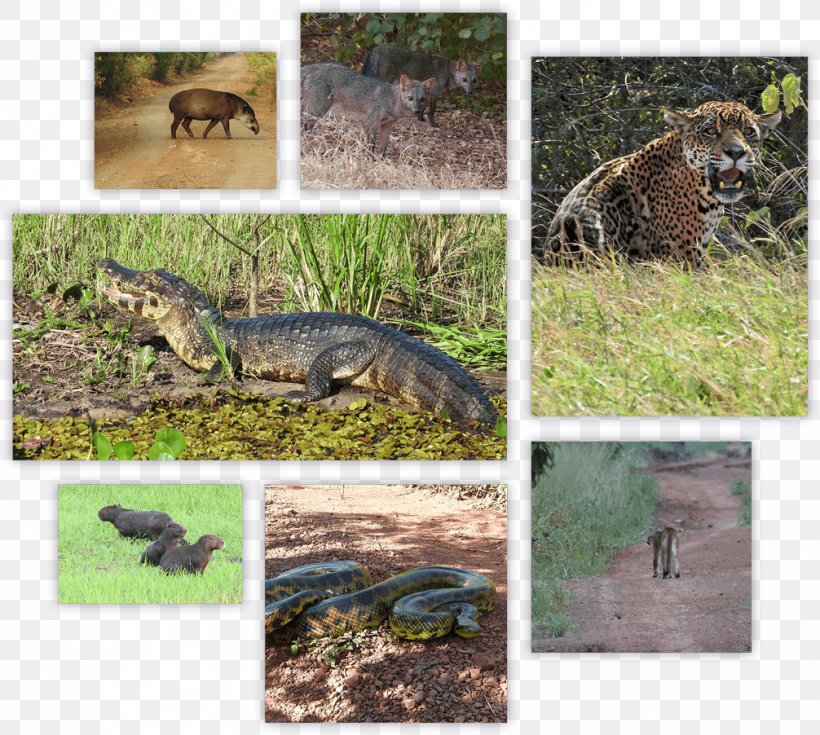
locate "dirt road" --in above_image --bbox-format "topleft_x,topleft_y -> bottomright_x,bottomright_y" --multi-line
94,53 -> 276,189
264,485 -> 507,723
532,450 -> 752,653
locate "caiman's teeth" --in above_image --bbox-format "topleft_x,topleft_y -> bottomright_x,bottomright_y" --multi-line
734,180 -> 743,189
719,181 -> 725,189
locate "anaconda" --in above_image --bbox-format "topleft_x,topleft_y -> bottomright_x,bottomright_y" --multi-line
264,561 -> 496,640
97,259 -> 498,426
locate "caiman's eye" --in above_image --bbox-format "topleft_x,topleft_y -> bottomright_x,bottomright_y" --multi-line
704,126 -> 718,136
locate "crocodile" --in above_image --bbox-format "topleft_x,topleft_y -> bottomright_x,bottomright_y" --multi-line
97,259 -> 499,426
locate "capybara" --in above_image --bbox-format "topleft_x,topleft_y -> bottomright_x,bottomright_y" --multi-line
98,504 -> 176,541
140,522 -> 188,566
169,88 -> 260,139
160,534 -> 225,574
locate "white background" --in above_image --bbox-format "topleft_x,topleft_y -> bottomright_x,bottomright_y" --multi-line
1,0 -> 818,733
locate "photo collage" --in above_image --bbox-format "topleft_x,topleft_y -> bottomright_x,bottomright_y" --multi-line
2,3 -> 815,733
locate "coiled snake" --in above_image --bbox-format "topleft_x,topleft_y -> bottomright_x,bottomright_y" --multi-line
264,560 -> 496,640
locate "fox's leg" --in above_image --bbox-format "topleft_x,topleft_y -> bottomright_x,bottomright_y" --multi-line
374,119 -> 399,156
426,94 -> 440,127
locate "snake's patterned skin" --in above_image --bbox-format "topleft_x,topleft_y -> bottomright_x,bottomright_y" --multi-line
264,560 -> 496,640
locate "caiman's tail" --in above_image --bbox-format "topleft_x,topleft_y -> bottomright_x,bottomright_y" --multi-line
374,326 -> 498,426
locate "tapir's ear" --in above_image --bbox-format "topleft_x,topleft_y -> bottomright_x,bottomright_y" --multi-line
663,109 -> 693,133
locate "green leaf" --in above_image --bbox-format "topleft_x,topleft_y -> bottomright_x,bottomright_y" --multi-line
138,345 -> 156,370
760,84 -> 780,114
154,427 -> 186,458
92,432 -> 112,460
148,441 -> 176,461
781,73 -> 802,114
112,441 -> 136,460
495,417 -> 507,438
459,28 -> 473,39
347,398 -> 368,411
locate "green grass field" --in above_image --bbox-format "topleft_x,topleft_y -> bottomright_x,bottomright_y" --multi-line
58,484 -> 243,604
531,254 -> 807,416
531,443 -> 658,636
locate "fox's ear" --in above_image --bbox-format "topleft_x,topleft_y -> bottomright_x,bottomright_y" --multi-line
399,74 -> 411,89
422,77 -> 435,92
474,61 -> 484,74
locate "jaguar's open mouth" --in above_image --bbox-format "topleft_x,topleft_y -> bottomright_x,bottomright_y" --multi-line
709,167 -> 750,201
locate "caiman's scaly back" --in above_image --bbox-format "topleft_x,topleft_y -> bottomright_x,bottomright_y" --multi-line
97,259 -> 498,426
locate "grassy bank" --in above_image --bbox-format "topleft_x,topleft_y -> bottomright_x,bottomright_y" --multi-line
531,443 -> 657,636
58,484 -> 243,604
531,254 -> 807,416
12,213 -> 506,350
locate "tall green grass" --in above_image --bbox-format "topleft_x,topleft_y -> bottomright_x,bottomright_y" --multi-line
531,253 -> 807,416
13,213 -> 505,356
58,484 -> 243,604
531,442 -> 657,636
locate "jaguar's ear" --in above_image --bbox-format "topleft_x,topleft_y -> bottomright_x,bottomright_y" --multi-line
756,110 -> 782,139
663,109 -> 693,133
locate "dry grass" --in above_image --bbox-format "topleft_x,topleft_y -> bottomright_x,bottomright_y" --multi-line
300,113 -> 505,190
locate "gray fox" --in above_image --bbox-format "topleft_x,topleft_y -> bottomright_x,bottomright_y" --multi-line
301,62 -> 435,155
362,45 -> 484,127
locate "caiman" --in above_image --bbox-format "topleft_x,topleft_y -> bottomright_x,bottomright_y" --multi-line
97,259 -> 499,426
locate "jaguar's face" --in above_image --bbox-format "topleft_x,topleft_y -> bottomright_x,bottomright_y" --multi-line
664,102 -> 782,203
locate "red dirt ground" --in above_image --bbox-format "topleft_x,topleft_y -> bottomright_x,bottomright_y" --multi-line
533,448 -> 752,653
264,484 -> 507,723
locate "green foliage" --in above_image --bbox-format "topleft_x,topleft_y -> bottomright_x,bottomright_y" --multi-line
151,52 -> 180,81
90,425 -> 186,461
286,214 -> 398,319
531,254 -> 808,417
95,52 -> 154,96
731,480 -> 752,527
199,316 -> 235,381
531,443 -> 658,637
15,392 -> 506,461
399,320 -> 505,370
762,72 -> 805,114
12,213 -> 505,336
246,52 -> 277,98
95,52 -> 224,97
58,483 -> 242,604
303,12 -> 506,82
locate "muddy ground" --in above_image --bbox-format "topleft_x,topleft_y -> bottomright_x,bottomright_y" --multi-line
532,448 -> 752,653
95,53 -> 276,189
264,485 -> 507,723
12,294 -> 504,422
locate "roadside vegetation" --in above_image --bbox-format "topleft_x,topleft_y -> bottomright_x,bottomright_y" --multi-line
94,51 -> 277,103
58,484 -> 243,604
530,442 -> 657,637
